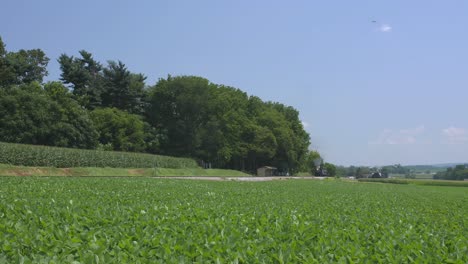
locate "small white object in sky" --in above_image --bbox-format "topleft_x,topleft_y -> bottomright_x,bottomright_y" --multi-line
379,24 -> 392,32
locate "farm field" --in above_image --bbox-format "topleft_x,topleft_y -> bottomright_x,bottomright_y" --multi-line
0,178 -> 467,263
390,173 -> 434,179
0,142 -> 198,169
358,178 -> 468,187
0,164 -> 250,177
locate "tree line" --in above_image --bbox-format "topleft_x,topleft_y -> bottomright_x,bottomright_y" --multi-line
333,164 -> 411,178
0,36 -> 315,174
434,165 -> 468,181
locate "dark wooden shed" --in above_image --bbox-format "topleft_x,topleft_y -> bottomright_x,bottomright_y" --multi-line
257,166 -> 277,176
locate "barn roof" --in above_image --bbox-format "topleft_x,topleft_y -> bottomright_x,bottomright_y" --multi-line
258,166 -> 277,170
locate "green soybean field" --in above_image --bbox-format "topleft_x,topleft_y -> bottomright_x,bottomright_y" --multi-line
0,178 -> 467,263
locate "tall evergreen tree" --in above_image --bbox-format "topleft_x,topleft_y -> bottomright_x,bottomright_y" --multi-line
101,61 -> 146,113
58,50 -> 104,109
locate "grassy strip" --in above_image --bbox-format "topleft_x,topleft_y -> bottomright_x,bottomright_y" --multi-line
0,164 -> 250,177
358,178 -> 468,187
295,172 -> 313,176
0,141 -> 198,168
152,168 -> 250,177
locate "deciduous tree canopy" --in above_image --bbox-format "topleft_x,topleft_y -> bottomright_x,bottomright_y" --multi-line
0,37 -> 314,174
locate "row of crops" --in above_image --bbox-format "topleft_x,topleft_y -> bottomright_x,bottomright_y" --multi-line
0,142 -> 198,168
0,178 -> 466,262
358,178 -> 468,187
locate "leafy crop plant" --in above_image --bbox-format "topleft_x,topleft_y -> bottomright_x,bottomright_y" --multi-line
0,178 -> 466,263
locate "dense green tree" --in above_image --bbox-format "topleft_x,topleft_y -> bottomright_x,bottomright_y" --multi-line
2,36 -> 314,173
0,37 -> 49,86
302,150 -> 322,175
0,37 -> 14,86
266,103 -> 310,174
324,162 -> 337,176
0,82 -> 98,148
101,60 -> 146,113
0,37 -> 5,56
58,50 -> 104,108
355,166 -> 371,178
147,75 -> 311,173
90,108 -> 148,152
208,88 -> 251,169
335,166 -> 347,177
434,164 -> 468,180
244,123 -> 278,170
244,100 -> 311,174
147,75 -> 217,157
381,164 -> 409,175
346,166 -> 357,176
59,52 -> 147,112
381,167 -> 389,178
5,49 -> 49,84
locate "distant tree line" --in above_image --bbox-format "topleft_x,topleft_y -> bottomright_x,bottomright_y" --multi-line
434,165 -> 468,181
0,37 -> 314,174
334,164 -> 411,178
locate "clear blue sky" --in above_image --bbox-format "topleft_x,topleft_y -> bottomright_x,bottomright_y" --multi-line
2,0 -> 468,166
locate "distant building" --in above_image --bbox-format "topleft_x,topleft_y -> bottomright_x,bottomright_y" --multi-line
315,167 -> 328,176
257,166 -> 277,177
370,172 -> 383,178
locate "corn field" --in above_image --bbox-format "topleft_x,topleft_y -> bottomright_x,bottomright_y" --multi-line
0,142 -> 198,169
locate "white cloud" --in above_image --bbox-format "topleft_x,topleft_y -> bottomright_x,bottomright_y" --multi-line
301,121 -> 309,128
370,126 -> 425,145
442,126 -> 467,144
379,24 -> 392,32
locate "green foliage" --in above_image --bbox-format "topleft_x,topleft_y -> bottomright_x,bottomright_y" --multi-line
0,82 -> 98,149
381,164 -> 410,175
147,76 -> 310,173
58,50 -> 105,109
302,150 -> 321,174
434,164 -> 468,181
0,38 -> 49,86
2,37 -> 313,172
404,164 -> 448,173
0,142 -> 198,168
341,165 -> 411,178
0,178 -> 466,262
101,60 -> 147,113
59,52 -> 147,112
90,108 -> 149,152
147,75 -> 216,157
355,166 -> 371,178
323,162 -> 337,176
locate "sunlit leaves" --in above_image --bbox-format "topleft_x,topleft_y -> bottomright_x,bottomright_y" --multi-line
0,178 -> 466,262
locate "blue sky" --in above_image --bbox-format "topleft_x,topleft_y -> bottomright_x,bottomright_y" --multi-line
2,0 -> 467,166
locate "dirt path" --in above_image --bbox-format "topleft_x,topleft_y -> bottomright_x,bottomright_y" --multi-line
152,176 -> 326,181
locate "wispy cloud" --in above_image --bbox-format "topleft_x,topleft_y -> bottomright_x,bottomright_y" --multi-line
442,126 -> 467,144
379,24 -> 392,32
370,126 -> 425,145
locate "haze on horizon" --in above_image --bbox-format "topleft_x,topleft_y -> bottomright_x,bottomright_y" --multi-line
1,0 -> 467,166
